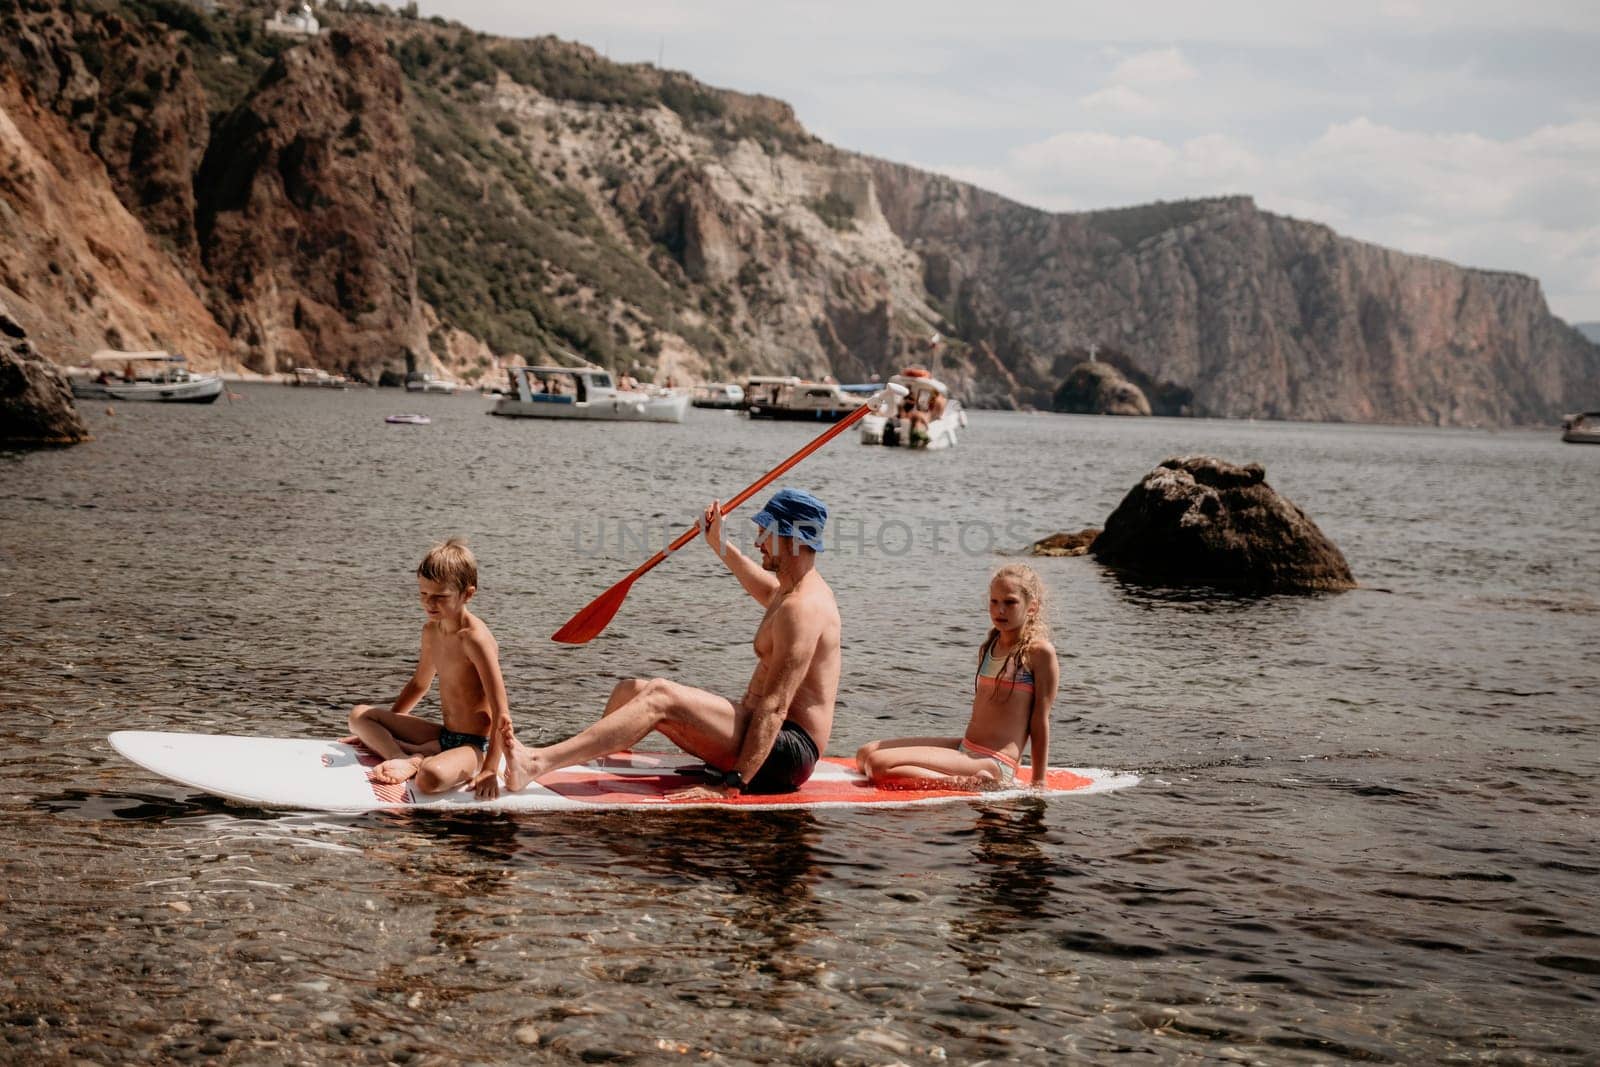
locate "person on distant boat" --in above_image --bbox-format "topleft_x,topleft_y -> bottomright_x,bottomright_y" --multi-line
348,538 -> 515,799
902,395 -> 932,448
502,488 -> 841,799
857,564 -> 1058,790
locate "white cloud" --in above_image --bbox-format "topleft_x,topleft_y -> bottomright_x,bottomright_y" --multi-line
1080,85 -> 1159,116
1079,48 -> 1195,117
1108,47 -> 1196,86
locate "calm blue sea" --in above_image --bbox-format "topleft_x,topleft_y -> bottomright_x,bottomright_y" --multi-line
2,385 -> 1596,1063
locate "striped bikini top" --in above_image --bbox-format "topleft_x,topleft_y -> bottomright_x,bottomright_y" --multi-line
974,637 -> 1035,696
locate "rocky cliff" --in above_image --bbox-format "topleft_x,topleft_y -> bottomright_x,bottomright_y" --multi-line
195,28 -> 427,376
1,0 -> 1594,425
867,167 -> 1600,425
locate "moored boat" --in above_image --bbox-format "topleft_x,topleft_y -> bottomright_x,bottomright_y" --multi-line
691,382 -> 746,409
490,366 -> 689,423
385,413 -> 431,425
71,351 -> 223,404
741,375 -> 801,412
404,372 -> 459,394
292,366 -> 351,389
860,369 -> 965,450
747,380 -> 868,422
1561,412 -> 1600,444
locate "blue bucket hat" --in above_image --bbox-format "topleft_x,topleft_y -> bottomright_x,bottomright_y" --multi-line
752,487 -> 828,552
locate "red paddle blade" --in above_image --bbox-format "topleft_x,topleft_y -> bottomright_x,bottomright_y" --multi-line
552,574 -> 637,644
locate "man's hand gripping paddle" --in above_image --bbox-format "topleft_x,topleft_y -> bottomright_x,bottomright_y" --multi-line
552,383 -> 908,644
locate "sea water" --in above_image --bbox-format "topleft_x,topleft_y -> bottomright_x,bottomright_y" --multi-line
2,385 -> 1596,1063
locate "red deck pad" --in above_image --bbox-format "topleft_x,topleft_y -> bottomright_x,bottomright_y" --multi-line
326,738 -> 412,804
537,756 -> 1094,805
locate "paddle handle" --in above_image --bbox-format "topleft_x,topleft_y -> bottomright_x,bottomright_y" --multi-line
625,392 -> 896,581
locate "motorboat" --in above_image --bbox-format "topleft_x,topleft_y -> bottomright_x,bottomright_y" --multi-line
71,351 -> 223,404
859,369 -> 966,450
404,372 -> 459,394
490,365 -> 689,423
747,380 -> 869,422
385,413 -> 431,425
691,383 -> 746,409
1562,412 -> 1600,444
741,375 -> 801,412
292,366 -> 351,388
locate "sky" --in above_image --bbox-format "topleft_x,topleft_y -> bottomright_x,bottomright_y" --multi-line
416,1 -> 1600,324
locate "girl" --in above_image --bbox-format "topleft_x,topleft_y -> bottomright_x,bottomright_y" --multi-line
857,564 -> 1059,789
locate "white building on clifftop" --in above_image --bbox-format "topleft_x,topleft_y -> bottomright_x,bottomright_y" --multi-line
264,4 -> 319,37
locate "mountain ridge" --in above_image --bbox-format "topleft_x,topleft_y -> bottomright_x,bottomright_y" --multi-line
1,1 -> 1595,425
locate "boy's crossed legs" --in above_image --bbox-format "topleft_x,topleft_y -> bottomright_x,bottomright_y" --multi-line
348,704 -> 484,794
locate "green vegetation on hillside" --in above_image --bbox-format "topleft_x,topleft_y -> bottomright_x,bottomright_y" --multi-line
1083,198 -> 1238,250
409,86 -> 683,365
116,0 -> 292,117
808,192 -> 856,232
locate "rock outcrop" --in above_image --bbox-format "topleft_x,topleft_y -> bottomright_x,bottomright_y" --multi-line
1030,529 -> 1101,557
1090,456 -> 1355,593
1053,361 -> 1151,416
0,299 -> 89,447
196,28 -> 427,379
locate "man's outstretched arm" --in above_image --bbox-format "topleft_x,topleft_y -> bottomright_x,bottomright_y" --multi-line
701,500 -> 780,606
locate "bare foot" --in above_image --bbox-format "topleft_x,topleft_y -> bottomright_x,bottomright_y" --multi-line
372,756 -> 421,784
502,734 -> 545,793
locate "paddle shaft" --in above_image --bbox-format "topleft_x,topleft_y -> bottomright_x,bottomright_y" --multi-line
619,400 -> 879,583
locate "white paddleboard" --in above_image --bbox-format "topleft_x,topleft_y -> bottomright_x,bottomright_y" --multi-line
108,731 -> 1139,813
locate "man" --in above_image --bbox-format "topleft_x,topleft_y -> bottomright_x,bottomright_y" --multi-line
502,488 -> 841,798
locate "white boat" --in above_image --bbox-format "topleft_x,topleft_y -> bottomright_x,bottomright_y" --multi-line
71,351 -> 223,404
741,375 -> 801,412
404,372 -> 459,394
292,366 -> 351,389
859,370 -> 966,450
747,380 -> 869,422
691,382 -> 746,409
385,413 -> 431,425
1562,412 -> 1600,444
490,366 -> 690,423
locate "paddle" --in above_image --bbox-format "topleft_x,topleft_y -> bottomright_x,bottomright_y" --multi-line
552,383 -> 908,644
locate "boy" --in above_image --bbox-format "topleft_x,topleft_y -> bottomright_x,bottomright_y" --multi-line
348,538 -> 511,799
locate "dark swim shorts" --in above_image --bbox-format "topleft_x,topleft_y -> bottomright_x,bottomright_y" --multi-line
439,728 -> 489,754
746,721 -> 820,795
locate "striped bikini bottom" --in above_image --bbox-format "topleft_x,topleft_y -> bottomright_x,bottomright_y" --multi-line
958,738 -> 1019,786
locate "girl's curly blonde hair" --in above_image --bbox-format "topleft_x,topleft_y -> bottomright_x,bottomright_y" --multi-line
978,563 -> 1051,696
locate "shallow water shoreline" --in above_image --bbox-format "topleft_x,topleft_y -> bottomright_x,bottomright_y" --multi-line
3,388 -> 1597,1062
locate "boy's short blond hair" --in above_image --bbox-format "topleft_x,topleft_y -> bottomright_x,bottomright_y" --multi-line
417,537 -> 477,592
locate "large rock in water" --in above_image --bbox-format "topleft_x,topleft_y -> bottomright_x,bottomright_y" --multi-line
0,301 -> 89,447
1091,456 -> 1354,592
1054,361 -> 1151,415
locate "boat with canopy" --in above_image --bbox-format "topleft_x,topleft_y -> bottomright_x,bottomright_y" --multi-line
71,351 -> 223,404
